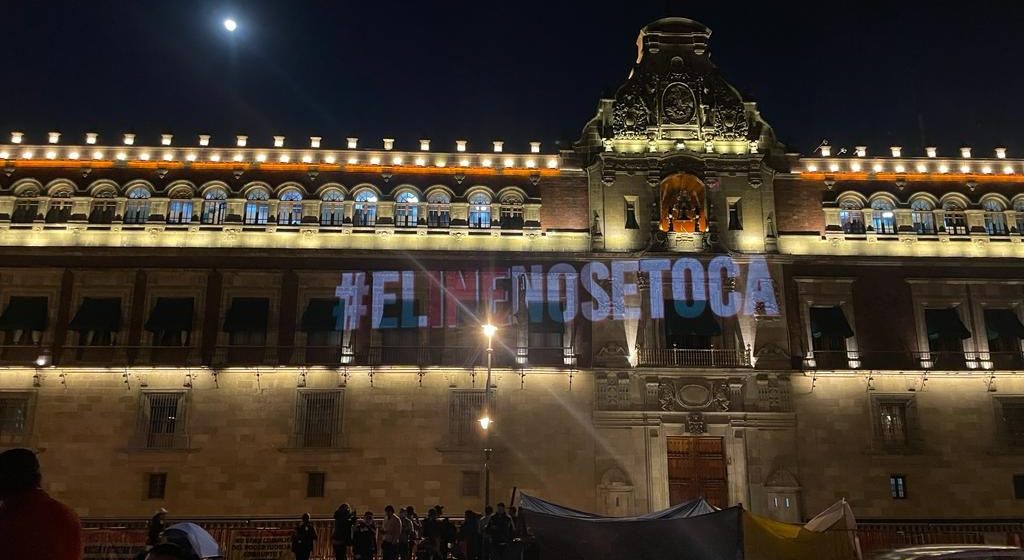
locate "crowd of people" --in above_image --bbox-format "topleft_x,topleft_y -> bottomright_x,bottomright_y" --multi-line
293,502 -> 523,560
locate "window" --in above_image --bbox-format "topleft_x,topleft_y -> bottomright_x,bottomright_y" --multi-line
353,190 -> 377,227
870,199 -> 896,234
147,473 -> 167,500
663,301 -> 721,350
889,474 -> 907,499
278,190 -> 303,225
166,193 -> 193,225
294,389 -> 344,448
996,398 -> 1024,446
244,189 -> 270,225
223,297 -> 269,346
924,307 -> 970,368
624,198 -> 639,230
526,302 -> 566,350
984,309 -> 1024,369
320,190 -> 345,226
461,471 -> 481,497
301,298 -> 343,349
45,191 -> 73,224
69,297 -> 121,346
145,297 -> 194,347
124,187 -> 151,224
89,191 -> 117,224
12,194 -> 40,223
427,192 -> 451,227
942,201 -> 968,235
394,191 -> 419,227
138,392 -> 187,450
449,390 -> 493,446
727,198 -> 742,230
873,396 -> 914,447
0,296 -> 48,346
468,192 -> 492,228
1014,199 -> 1024,234
1015,475 -> 1024,499
0,392 -> 33,446
983,199 -> 1009,236
307,472 -> 326,498
201,188 -> 227,225
910,199 -> 936,234
838,199 -> 865,234
499,195 -> 524,229
809,306 -> 853,368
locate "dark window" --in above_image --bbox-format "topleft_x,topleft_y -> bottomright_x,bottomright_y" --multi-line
295,390 -> 344,449
985,309 -> 1024,369
0,296 -> 48,346
307,472 -> 326,498
145,297 -> 194,347
664,301 -> 721,349
139,392 -> 186,450
449,390 -> 493,447
625,199 -> 639,229
1014,475 -> 1024,499
0,393 -> 33,446
889,474 -> 906,499
924,308 -> 970,368
69,297 -> 121,346
499,200 -> 524,229
997,399 -> 1024,446
12,199 -> 39,223
89,198 -> 117,224
809,306 -> 853,368
223,297 -> 269,346
45,197 -> 73,224
461,471 -> 481,497
727,199 -> 742,230
147,473 -> 167,500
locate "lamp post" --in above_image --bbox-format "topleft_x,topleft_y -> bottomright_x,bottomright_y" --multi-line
479,323 -> 497,510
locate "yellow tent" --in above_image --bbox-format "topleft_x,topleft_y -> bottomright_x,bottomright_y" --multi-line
743,500 -> 860,560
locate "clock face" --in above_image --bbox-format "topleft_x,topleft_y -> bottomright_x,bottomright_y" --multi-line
662,82 -> 696,124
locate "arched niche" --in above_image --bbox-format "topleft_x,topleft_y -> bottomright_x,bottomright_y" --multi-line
659,173 -> 707,233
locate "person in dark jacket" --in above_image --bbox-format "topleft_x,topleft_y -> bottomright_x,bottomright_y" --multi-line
292,513 -> 318,560
353,511 -> 378,560
421,507 -> 441,560
457,510 -> 480,560
147,508 -> 168,547
333,503 -> 355,559
484,504 -> 514,560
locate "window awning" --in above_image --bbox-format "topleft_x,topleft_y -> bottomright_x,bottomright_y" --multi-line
925,308 -> 971,340
301,298 -> 343,332
664,301 -> 722,336
145,298 -> 194,332
223,297 -> 269,332
809,306 -> 854,339
526,302 -> 566,333
69,297 -> 121,332
985,308 -> 1024,339
0,296 -> 48,331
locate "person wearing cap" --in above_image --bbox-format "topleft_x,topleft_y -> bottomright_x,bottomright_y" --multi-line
0,447 -> 82,560
147,508 -> 168,547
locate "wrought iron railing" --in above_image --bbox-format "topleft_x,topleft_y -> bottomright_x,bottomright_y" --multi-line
636,347 -> 750,368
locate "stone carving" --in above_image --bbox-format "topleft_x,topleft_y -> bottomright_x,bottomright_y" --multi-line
611,80 -> 652,138
597,341 -> 628,356
656,378 -> 735,412
662,82 -> 696,124
686,412 -> 706,434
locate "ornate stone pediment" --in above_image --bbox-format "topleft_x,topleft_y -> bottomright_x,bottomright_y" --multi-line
651,377 -> 738,412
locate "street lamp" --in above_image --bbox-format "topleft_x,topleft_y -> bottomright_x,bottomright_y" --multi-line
479,323 -> 496,510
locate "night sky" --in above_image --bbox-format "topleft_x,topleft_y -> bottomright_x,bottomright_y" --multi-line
4,1 -> 1023,156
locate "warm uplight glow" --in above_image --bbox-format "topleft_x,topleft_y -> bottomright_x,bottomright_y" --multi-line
938,164 -> 949,173
161,134 -> 173,146
1004,165 -> 1014,174
116,152 -> 127,161
547,158 -> 558,169
48,132 -> 60,144
0,151 -> 8,160
210,153 -> 221,162
233,153 -> 244,162
139,152 -> 151,161
982,166 -> 992,174
960,164 -> 970,173
828,163 -> 839,172
162,152 -> 174,161
255,153 -> 267,162
916,163 -> 927,173
123,134 -> 135,145
849,162 -> 861,172
370,156 -> 381,165
894,164 -> 905,173
478,416 -> 492,430
393,156 -> 404,165
323,155 -> 336,164
301,154 -> 313,163
186,153 -> 197,162
872,163 -> 883,173
459,158 -> 470,167
11,132 -> 23,144
414,157 -> 425,166
274,136 -> 285,148
224,18 -> 237,32
21,150 -> 33,159
481,158 -> 492,167
482,324 -> 497,338
279,154 -> 290,163
92,150 -> 103,160
67,151 -> 79,160
45,150 -> 56,159
805,164 -> 817,172
503,158 -> 514,168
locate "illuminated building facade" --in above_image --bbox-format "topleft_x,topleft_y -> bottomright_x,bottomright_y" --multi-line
1,18 -> 1023,525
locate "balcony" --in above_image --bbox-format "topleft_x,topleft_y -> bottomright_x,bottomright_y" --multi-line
636,347 -> 751,368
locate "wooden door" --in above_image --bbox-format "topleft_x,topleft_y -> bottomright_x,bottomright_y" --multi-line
667,436 -> 728,508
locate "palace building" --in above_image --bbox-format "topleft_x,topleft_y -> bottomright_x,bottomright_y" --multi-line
2,17 -> 1024,527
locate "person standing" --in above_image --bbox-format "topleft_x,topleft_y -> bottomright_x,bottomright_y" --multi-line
478,506 -> 493,560
484,503 -> 513,560
457,510 -> 480,560
147,508 -> 168,547
291,513 -> 318,560
353,511 -> 377,560
333,503 -> 355,560
421,507 -> 441,560
380,505 -> 403,560
398,506 -> 415,560
0,448 -> 82,560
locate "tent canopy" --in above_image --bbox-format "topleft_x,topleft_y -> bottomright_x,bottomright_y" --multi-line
164,522 -> 222,559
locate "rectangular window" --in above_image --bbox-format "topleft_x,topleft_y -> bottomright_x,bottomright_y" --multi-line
145,297 -> 195,347
69,297 -> 122,347
138,392 -> 187,450
307,472 -> 326,498
924,307 -> 970,369
809,306 -> 853,368
223,297 -> 269,346
166,199 -> 193,224
449,390 -> 494,447
0,392 -> 34,446
889,474 -> 907,499
727,198 -> 742,230
294,389 -> 344,449
1014,475 -> 1024,499
624,198 -> 639,230
12,199 -> 39,223
45,198 -> 73,224
878,401 -> 908,445
461,471 -> 481,497
996,398 -> 1024,446
147,473 -> 167,500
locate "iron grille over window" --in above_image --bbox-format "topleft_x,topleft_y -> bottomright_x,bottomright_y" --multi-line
461,471 -> 481,497
872,396 -> 916,447
147,473 -> 167,499
294,389 -> 344,448
997,398 -> 1024,446
320,190 -> 345,225
0,392 -> 34,446
307,472 -> 326,498
137,392 -> 187,450
45,193 -> 73,224
448,390 -> 493,447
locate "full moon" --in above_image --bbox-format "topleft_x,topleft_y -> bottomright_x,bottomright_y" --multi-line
223,18 -> 237,32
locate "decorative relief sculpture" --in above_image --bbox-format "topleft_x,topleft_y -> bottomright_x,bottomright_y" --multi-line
654,378 -> 737,412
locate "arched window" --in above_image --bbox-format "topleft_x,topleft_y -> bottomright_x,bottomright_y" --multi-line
244,189 -> 270,225
468,192 -> 492,228
353,190 -> 378,227
166,190 -> 193,225
942,200 -> 968,235
838,199 -> 864,234
1014,199 -> 1024,234
870,198 -> 896,234
983,199 -> 1008,236
394,192 -> 419,227
124,187 -> 151,224
320,190 -> 345,226
499,194 -> 525,229
426,192 -> 451,228
45,190 -> 73,224
12,188 -> 40,224
201,188 -> 227,225
277,190 -> 303,226
910,199 -> 936,234
89,190 -> 117,224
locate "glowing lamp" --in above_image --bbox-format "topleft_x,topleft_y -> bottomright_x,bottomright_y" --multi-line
960,147 -> 971,158
435,160 -> 446,167
916,163 -> 927,173
210,153 -> 221,162
982,166 -> 992,174
45,150 -> 56,159
459,158 -> 470,167
926,147 -> 937,158
855,146 -> 866,157
820,145 -> 831,157
828,163 -> 839,172
894,164 -> 905,173
503,158 -> 514,168
872,163 -> 883,173
481,158 -> 492,167
0,151 -> 8,159
393,156 -> 404,165
324,155 -> 336,164
347,138 -> 358,149
482,324 -> 497,338
236,135 -> 247,147
938,164 -> 949,173
547,158 -> 558,169
232,153 -> 244,162
347,156 -> 358,165
21,150 -> 33,159
960,164 -> 970,173
850,162 -> 861,172
370,156 -> 381,165
301,154 -> 312,163
92,150 -> 103,160
139,152 -> 151,161
890,146 -> 901,157
67,151 -> 79,160
525,159 -> 536,168
116,152 -> 127,161
996,147 -> 1007,159
255,153 -> 267,162
162,152 -> 174,161
414,157 -> 425,166
186,153 -> 197,162
805,164 -> 817,172
478,416 -> 492,430
279,154 -> 290,163
1003,165 -> 1014,174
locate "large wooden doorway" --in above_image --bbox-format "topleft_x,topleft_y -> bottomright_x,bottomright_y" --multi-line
667,436 -> 728,507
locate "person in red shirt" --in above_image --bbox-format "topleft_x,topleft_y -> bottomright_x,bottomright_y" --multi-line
0,447 -> 82,560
